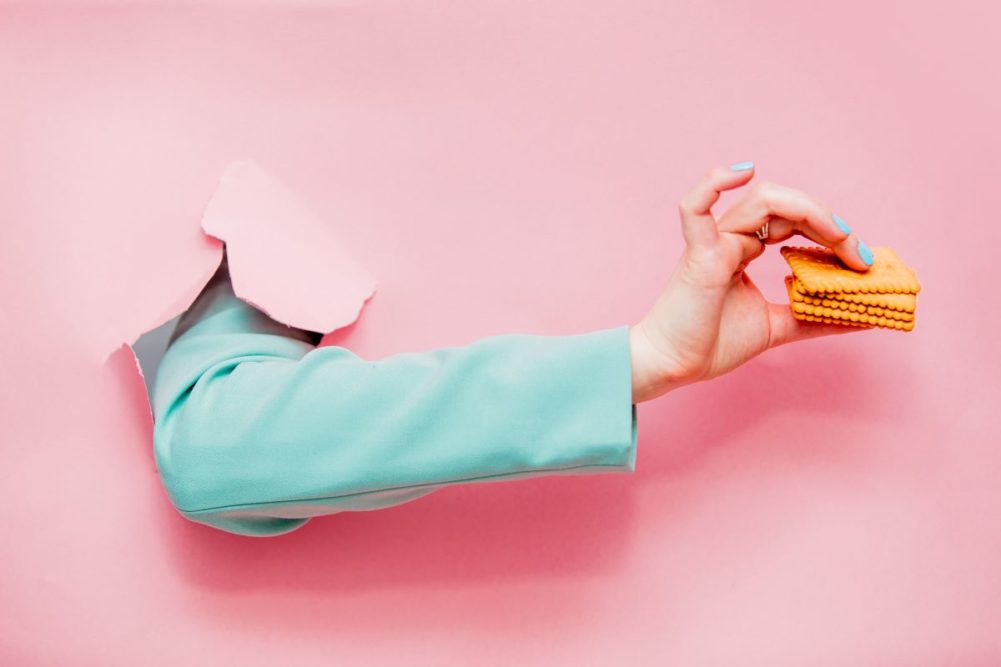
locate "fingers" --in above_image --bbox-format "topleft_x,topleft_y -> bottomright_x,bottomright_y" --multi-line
678,163 -> 756,250
732,231 -> 766,272
716,181 -> 873,272
766,301 -> 873,348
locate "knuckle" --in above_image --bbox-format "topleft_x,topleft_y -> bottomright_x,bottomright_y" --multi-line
688,243 -> 728,268
752,180 -> 776,199
789,190 -> 813,210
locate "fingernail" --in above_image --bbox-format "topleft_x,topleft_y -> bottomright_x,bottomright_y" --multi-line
833,213 -> 852,235
858,240 -> 874,266
729,161 -> 754,171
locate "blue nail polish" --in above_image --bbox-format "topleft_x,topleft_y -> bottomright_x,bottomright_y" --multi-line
858,240 -> 874,266
833,213 -> 852,235
729,161 -> 754,171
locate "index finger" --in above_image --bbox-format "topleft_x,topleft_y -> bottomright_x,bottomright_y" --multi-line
677,163 -> 757,250
716,181 -> 874,272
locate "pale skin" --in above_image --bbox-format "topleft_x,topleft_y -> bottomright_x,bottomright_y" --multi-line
630,164 -> 874,403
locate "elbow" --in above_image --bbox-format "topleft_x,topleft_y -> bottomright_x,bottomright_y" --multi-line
151,359 -> 251,515
152,411 -> 228,517
151,366 -> 251,520
151,358 -> 315,538
152,417 -> 309,538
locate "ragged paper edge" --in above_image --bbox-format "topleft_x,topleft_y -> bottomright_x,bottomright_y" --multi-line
201,160 -> 378,333
106,159 -> 378,424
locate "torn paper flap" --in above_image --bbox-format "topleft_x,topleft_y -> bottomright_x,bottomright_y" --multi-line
201,159 -> 378,334
112,158 -> 378,429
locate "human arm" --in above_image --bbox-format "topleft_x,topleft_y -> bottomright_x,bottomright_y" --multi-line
152,163 -> 873,538
152,250 -> 637,537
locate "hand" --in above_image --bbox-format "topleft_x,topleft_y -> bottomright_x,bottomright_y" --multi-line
630,163 -> 875,403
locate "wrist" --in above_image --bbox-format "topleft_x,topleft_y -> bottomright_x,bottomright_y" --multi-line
629,322 -> 689,403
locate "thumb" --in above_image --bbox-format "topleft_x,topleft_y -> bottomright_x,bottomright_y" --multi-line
766,301 -> 871,348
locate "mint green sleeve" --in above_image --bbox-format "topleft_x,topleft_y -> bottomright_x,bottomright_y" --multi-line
151,252 -> 638,537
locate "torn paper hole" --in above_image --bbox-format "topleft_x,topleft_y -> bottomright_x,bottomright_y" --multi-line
119,159 -> 378,418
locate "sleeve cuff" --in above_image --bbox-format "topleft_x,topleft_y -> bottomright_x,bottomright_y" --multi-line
530,323 -> 639,475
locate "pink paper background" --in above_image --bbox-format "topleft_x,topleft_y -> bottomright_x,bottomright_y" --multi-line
2,1 -> 999,664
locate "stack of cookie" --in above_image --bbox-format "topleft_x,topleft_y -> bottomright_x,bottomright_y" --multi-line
780,245 -> 920,332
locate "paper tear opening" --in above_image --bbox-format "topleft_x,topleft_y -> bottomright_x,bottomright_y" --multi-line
114,159 -> 378,424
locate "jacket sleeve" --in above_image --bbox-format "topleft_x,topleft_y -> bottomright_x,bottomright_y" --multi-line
151,250 -> 639,537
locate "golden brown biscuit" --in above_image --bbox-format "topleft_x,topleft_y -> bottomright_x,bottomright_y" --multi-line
795,312 -> 914,331
789,277 -> 917,312
785,276 -> 915,321
781,245 -> 920,332
780,245 -> 921,294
